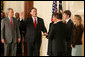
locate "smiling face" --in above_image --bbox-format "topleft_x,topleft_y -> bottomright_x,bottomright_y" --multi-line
30,9 -> 37,17
63,13 -> 69,20
73,16 -> 80,25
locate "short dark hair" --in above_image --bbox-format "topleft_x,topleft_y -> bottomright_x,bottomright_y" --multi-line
53,13 -> 62,20
52,13 -> 57,17
29,7 -> 37,12
63,10 -> 71,17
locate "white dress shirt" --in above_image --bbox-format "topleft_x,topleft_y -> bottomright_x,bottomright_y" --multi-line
8,16 -> 13,23
32,16 -> 38,24
66,18 -> 71,23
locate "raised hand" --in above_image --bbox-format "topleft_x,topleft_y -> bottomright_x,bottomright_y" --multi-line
1,39 -> 5,44
18,38 -> 21,43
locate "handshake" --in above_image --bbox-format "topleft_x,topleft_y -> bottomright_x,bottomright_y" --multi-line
43,33 -> 48,36
43,33 -> 49,39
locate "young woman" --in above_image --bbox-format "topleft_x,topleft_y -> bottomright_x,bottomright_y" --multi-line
71,15 -> 84,56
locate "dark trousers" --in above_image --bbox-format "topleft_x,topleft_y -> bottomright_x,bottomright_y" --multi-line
52,52 -> 66,56
66,42 -> 72,56
1,42 -> 4,55
17,42 -> 22,54
27,42 -> 41,56
17,32 -> 22,55
4,43 -> 17,56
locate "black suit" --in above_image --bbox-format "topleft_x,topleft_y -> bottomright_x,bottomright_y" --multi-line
48,21 -> 68,56
47,22 -> 54,56
16,18 -> 22,55
24,17 -> 47,56
66,19 -> 74,56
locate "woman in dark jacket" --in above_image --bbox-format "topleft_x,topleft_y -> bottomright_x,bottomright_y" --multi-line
71,15 -> 84,56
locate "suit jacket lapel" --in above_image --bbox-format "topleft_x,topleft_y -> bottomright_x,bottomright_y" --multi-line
6,17 -> 12,29
36,18 -> 39,29
31,17 -> 39,30
12,18 -> 15,30
31,18 -> 35,29
68,19 -> 71,23
7,17 -> 15,30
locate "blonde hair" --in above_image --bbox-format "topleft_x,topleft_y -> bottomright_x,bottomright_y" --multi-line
74,15 -> 82,26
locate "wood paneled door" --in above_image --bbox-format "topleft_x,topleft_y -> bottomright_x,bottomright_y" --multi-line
24,1 -> 33,56
24,1 -> 33,19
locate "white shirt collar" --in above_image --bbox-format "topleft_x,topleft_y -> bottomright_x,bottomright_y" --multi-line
66,18 -> 71,23
8,16 -> 13,23
32,16 -> 38,23
8,16 -> 13,20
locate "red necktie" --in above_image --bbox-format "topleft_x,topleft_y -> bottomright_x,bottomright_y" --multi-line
34,17 -> 37,29
10,18 -> 13,28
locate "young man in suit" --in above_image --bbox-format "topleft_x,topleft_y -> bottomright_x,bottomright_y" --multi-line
21,7 -> 47,56
1,8 -> 21,56
63,10 -> 74,56
48,13 -> 68,56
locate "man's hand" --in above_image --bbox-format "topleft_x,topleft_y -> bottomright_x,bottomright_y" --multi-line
18,38 -> 21,43
20,12 -> 24,20
43,33 -> 48,36
1,39 -> 5,44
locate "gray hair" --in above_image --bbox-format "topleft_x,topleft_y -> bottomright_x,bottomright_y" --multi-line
6,8 -> 13,13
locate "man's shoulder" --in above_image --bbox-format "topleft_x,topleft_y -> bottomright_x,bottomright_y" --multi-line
68,19 -> 74,25
37,17 -> 44,22
37,17 -> 43,20
13,17 -> 18,22
69,19 -> 73,23
2,17 -> 8,21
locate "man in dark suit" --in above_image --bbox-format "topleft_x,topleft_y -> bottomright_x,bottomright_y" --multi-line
63,10 -> 74,56
15,12 -> 20,25
1,12 -> 5,21
48,13 -> 68,56
1,8 -> 21,56
15,12 -> 22,55
21,7 -> 47,56
47,16 -> 54,56
47,22 -> 53,56
1,11 -> 6,55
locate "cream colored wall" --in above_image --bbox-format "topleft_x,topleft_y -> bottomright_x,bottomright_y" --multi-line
4,1 -> 24,17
